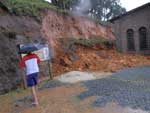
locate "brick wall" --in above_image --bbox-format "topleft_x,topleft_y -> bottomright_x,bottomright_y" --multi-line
112,5 -> 150,55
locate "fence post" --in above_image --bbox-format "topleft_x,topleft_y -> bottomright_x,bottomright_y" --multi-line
48,60 -> 53,80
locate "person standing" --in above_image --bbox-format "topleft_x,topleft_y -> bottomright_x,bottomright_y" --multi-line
20,52 -> 41,106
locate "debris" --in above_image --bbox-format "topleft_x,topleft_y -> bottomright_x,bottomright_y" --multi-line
53,45 -> 150,76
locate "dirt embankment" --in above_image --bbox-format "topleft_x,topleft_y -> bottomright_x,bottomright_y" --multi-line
40,10 -> 150,76
0,9 -> 43,94
42,10 -> 115,47
0,8 -> 115,94
0,7 -> 149,94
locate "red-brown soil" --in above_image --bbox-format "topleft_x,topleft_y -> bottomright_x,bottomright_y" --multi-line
42,10 -> 115,47
52,46 -> 150,76
0,83 -> 148,113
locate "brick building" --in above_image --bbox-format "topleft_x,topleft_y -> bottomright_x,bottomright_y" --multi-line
110,3 -> 150,54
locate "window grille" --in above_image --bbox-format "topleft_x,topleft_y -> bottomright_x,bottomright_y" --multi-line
139,27 -> 148,50
127,29 -> 135,51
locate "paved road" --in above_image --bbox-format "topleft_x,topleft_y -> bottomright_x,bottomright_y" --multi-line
111,66 -> 150,81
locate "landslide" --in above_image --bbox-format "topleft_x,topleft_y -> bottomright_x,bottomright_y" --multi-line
0,0 -> 114,94
52,38 -> 150,76
0,0 -> 149,95
42,10 -> 114,47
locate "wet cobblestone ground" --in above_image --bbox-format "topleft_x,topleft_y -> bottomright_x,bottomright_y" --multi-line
79,66 -> 150,111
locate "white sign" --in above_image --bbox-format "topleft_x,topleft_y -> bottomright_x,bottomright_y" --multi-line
20,44 -> 50,61
34,45 -> 50,61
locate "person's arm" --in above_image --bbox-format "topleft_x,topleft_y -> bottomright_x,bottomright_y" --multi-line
37,56 -> 41,64
34,54 -> 41,64
20,58 -> 25,69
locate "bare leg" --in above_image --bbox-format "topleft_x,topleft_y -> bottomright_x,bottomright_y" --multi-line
31,86 -> 39,106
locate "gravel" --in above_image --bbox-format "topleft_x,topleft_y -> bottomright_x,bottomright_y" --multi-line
78,66 -> 150,111
111,66 -> 150,81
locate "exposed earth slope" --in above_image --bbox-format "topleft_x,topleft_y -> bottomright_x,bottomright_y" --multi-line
0,1 -> 114,94
0,0 -> 149,94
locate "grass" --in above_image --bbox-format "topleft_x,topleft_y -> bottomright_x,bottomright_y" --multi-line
60,37 -> 114,49
59,37 -> 114,54
75,38 -> 113,48
1,0 -> 104,24
2,0 -> 68,19
0,88 -> 29,98
1,0 -> 107,25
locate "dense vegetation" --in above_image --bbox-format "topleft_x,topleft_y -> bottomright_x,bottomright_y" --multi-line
2,0 -> 61,17
51,0 -> 126,21
60,38 -> 114,53
1,0 -> 126,21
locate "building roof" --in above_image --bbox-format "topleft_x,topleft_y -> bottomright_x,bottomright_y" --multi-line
110,2 -> 150,22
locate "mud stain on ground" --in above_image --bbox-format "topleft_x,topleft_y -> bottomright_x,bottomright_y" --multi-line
0,78 -> 149,113
21,84 -> 90,113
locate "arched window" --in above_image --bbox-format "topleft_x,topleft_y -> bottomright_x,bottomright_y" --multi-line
127,29 -> 135,51
139,27 -> 148,50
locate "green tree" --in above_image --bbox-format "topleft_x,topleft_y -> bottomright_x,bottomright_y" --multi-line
51,0 -> 126,21
90,0 -> 126,21
51,0 -> 78,10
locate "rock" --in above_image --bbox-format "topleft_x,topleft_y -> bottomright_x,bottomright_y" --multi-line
59,57 -> 72,67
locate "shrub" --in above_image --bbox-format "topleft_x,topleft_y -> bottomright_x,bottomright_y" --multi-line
60,37 -> 114,53
4,0 -> 65,18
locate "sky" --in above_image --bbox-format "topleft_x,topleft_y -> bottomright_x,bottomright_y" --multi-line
45,0 -> 51,2
120,0 -> 150,11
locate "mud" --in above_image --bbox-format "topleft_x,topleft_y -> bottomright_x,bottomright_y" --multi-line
0,80 -> 149,113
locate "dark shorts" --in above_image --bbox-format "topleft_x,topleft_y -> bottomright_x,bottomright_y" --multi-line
26,73 -> 39,87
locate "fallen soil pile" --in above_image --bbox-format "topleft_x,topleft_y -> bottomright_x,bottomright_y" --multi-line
53,43 -> 150,76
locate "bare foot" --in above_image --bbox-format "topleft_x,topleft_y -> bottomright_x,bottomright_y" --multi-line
32,102 -> 39,107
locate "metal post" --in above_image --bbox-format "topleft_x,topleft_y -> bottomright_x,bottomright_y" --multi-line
48,60 -> 53,80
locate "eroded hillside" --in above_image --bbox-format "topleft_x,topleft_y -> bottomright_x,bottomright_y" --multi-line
42,10 -> 114,47
0,1 -> 115,94
0,0 -> 149,94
